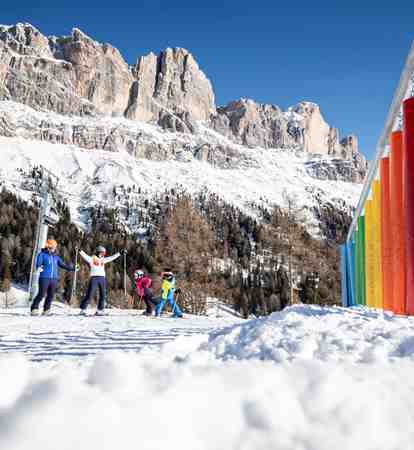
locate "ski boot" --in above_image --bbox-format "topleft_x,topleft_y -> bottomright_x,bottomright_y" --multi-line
79,309 -> 88,316
42,309 -> 52,316
30,309 -> 40,316
172,312 -> 183,318
95,310 -> 106,316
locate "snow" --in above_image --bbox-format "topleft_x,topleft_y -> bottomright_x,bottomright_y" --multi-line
201,304 -> 414,363
0,133 -> 360,235
1,303 -> 414,449
0,302 -> 240,362
0,285 -> 28,308
0,99 -> 362,235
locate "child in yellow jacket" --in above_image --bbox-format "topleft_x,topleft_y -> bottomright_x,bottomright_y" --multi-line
155,272 -> 183,318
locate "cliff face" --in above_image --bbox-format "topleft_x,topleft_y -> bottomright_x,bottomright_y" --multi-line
0,22 -> 367,180
127,48 -> 215,125
0,24 -> 96,115
210,99 -> 361,160
0,23 -> 215,124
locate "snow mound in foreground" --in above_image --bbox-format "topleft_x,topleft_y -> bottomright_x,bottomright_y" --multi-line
200,304 -> 414,363
2,304 -> 414,450
1,352 -> 414,450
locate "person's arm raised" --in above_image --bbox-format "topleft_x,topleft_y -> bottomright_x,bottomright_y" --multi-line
79,251 -> 92,264
103,252 -> 121,264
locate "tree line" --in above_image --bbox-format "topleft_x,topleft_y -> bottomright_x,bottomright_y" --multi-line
0,185 -> 351,316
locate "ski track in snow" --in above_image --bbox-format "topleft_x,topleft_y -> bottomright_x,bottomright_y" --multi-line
0,307 -> 233,362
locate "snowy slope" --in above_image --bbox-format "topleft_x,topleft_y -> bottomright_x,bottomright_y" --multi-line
1,304 -> 414,450
0,133 -> 361,235
0,301 -> 241,361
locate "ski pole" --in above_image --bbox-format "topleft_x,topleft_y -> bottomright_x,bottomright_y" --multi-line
172,290 -> 180,315
123,249 -> 127,301
70,246 -> 79,304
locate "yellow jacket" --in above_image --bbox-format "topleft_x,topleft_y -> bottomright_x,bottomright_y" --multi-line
161,278 -> 175,300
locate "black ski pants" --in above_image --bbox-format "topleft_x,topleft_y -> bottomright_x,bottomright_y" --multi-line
143,287 -> 159,313
80,276 -> 107,311
31,278 -> 58,312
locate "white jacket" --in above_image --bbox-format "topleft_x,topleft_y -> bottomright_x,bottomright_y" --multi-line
80,251 -> 120,277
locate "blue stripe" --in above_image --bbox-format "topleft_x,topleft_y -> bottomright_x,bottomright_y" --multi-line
340,244 -> 349,307
347,237 -> 356,306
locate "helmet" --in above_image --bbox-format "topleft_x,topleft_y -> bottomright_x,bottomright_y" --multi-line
134,270 -> 144,279
163,271 -> 174,281
96,245 -> 106,255
46,239 -> 57,250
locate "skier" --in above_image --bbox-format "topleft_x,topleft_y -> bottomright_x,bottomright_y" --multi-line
30,239 -> 76,316
134,270 -> 154,315
155,271 -> 183,318
79,246 -> 121,316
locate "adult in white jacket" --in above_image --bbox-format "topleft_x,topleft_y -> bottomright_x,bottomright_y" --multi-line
79,245 -> 121,315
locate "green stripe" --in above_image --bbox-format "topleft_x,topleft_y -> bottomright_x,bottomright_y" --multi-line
354,225 -> 360,305
358,216 -> 366,305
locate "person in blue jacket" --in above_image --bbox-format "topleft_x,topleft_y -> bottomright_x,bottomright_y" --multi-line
30,239 -> 76,316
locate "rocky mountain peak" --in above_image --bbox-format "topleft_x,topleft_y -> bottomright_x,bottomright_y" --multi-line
292,101 -> 320,115
210,97 -> 365,167
0,22 -> 366,175
124,45 -> 216,132
211,98 -> 286,148
71,27 -> 95,44
0,22 -> 52,57
0,23 -> 216,126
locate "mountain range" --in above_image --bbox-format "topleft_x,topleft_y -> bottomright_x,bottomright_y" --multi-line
0,22 -> 370,245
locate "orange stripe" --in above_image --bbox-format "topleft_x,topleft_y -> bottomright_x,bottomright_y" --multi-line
380,157 -> 393,311
390,131 -> 406,315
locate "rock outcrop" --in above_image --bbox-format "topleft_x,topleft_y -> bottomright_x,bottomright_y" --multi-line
0,101 -> 246,168
0,24 -> 95,116
210,99 -> 365,167
211,99 -> 290,148
0,23 -> 215,127
305,157 -> 366,183
0,22 -> 366,173
52,28 -> 134,116
127,48 -> 215,125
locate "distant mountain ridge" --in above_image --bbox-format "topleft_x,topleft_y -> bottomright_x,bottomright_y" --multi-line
0,22 -> 366,177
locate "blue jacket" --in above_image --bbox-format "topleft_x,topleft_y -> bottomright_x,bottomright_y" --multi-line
36,249 -> 74,279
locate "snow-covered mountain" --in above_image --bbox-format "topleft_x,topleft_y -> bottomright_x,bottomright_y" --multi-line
0,101 -> 361,236
0,22 -> 365,160
0,22 -> 365,237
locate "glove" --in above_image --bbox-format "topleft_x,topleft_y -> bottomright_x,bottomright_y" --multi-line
39,265 -> 44,273
175,288 -> 182,295
120,249 -> 127,255
75,264 -> 80,272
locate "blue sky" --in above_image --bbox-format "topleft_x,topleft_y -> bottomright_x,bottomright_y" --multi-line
2,0 -> 414,159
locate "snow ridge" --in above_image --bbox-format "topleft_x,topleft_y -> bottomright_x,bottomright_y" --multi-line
0,108 -> 361,236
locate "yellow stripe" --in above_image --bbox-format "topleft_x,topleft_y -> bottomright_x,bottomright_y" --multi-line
364,200 -> 375,307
